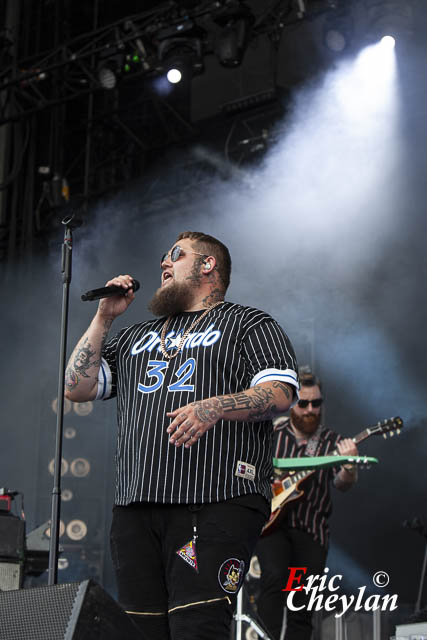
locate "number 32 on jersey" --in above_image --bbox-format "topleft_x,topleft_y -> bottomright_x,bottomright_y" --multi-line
137,358 -> 195,394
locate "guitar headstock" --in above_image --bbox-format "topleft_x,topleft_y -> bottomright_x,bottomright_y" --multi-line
345,455 -> 378,468
366,416 -> 404,439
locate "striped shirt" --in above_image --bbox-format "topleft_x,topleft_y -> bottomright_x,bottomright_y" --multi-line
97,302 -> 298,506
273,418 -> 342,547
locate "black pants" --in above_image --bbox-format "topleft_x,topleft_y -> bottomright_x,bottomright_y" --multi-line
255,527 -> 327,640
110,497 -> 266,640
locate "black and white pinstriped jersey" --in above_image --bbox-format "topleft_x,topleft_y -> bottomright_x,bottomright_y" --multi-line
273,418 -> 342,547
97,301 -> 299,506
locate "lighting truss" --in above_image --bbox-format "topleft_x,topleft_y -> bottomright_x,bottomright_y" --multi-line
0,0 -> 305,127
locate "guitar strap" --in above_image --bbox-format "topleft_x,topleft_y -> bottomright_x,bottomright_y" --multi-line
303,425 -> 325,457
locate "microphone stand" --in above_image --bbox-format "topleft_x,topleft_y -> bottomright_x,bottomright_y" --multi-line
47,214 -> 76,585
415,534 -> 427,613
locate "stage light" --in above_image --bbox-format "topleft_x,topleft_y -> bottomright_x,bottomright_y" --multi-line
98,64 -> 117,90
44,520 -> 65,539
364,0 -> 414,43
73,400 -> 93,416
323,12 -> 353,54
62,489 -> 73,501
51,396 -> 71,415
48,458 -> 68,476
70,458 -> 90,478
157,37 -> 203,86
212,2 -> 254,67
167,68 -> 182,84
215,18 -> 251,67
324,29 -> 347,53
381,35 -> 396,49
66,519 -> 88,541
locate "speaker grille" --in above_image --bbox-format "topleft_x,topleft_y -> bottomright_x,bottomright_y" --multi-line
0,582 -> 83,640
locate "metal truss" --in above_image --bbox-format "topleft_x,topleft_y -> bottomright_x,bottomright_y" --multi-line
0,4 -> 175,126
0,0 -> 310,127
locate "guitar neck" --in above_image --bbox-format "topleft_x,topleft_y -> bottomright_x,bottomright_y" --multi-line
277,428 -> 373,482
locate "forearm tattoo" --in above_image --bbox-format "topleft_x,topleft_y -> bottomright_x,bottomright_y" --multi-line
191,383 -> 288,423
65,320 -> 111,391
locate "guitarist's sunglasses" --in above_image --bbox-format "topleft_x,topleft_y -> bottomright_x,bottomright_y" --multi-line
297,398 -> 323,408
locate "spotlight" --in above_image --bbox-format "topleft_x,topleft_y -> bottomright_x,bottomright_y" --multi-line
381,35 -> 396,49
166,68 -> 182,84
157,38 -> 203,84
365,0 -> 414,43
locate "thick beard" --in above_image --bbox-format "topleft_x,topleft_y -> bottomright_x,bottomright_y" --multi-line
148,280 -> 196,317
290,409 -> 321,434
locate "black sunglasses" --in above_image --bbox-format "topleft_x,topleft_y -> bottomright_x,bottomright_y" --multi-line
297,398 -> 323,409
161,245 -> 207,266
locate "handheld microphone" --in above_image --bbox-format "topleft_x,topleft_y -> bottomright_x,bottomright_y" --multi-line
81,279 -> 140,302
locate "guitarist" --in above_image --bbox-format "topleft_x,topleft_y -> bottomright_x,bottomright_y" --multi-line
255,368 -> 358,640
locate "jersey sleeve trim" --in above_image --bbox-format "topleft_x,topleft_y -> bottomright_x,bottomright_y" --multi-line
95,357 -> 112,400
250,368 -> 299,403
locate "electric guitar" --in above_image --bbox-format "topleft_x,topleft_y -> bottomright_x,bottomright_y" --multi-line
261,416 -> 403,537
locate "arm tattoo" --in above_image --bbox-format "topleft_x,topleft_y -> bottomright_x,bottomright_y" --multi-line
65,331 -> 106,391
246,386 -> 277,420
72,338 -> 99,378
65,367 -> 79,391
272,380 -> 291,400
191,386 -> 279,423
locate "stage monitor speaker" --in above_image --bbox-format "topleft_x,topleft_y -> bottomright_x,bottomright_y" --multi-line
0,579 -> 142,639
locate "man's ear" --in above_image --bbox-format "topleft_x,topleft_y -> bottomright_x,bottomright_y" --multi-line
202,256 -> 216,273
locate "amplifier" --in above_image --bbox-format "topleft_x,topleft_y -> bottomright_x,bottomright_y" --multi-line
0,515 -> 25,559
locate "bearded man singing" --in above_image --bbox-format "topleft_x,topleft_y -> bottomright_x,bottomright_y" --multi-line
255,368 -> 358,640
64,231 -> 299,640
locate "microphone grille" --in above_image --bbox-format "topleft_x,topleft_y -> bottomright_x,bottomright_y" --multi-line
131,279 -> 140,292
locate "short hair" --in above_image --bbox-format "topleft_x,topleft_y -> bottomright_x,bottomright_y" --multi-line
298,365 -> 322,392
176,231 -> 232,292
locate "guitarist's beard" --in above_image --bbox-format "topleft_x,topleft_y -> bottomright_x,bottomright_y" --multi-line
290,410 -> 321,435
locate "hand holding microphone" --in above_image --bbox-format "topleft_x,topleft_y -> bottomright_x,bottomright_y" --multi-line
81,278 -> 140,301
83,275 -> 139,320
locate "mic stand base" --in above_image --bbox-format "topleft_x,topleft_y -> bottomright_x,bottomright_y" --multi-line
234,587 -> 273,640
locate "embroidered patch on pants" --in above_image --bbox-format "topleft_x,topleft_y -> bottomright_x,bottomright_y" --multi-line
176,539 -> 199,573
218,558 -> 245,593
